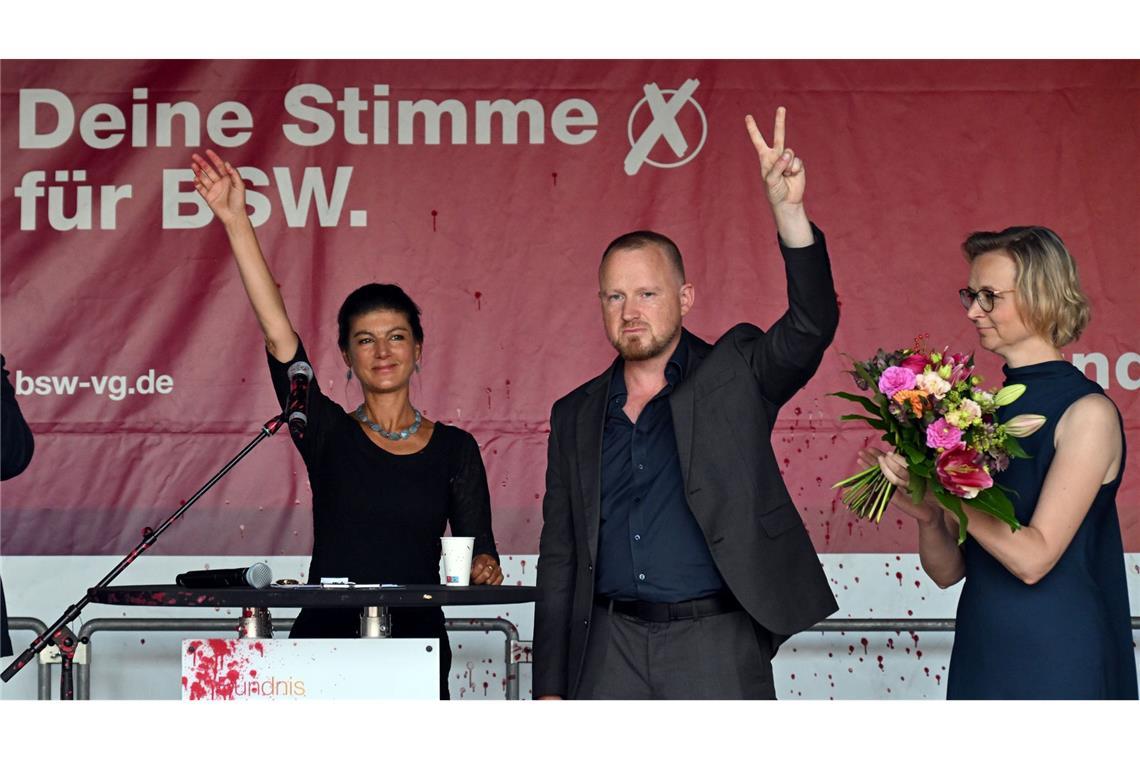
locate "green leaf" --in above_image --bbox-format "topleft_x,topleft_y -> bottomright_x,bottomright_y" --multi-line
852,362 -> 878,389
830,391 -> 883,417
932,488 -> 969,544
898,442 -> 925,465
966,488 -> 1022,532
908,474 -> 928,504
909,460 -> 935,477
840,414 -> 890,431
1004,437 -> 1029,459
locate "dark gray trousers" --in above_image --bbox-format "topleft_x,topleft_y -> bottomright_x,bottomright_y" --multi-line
576,600 -> 777,699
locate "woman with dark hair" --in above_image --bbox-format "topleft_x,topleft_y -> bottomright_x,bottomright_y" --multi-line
861,226 -> 1136,699
191,149 -> 502,699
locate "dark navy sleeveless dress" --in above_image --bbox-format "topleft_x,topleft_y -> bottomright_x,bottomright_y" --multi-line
947,360 -> 1137,699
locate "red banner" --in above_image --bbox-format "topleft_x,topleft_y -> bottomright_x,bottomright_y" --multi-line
2,60 -> 1137,555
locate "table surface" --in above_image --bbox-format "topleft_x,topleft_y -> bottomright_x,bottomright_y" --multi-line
88,584 -> 540,608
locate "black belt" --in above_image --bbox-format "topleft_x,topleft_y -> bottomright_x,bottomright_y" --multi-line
594,592 -> 741,623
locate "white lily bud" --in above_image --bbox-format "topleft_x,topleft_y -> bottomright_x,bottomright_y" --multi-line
1004,413 -> 1046,438
993,383 -> 1027,406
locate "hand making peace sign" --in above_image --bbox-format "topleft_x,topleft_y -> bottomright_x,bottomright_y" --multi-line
745,106 -> 805,210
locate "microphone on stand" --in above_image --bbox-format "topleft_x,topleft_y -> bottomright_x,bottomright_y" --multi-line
175,562 -> 273,589
286,361 -> 313,436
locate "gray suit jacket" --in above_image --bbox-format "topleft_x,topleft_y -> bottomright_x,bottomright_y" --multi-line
533,226 -> 840,698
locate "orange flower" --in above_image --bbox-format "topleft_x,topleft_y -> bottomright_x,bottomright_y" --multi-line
892,389 -> 930,416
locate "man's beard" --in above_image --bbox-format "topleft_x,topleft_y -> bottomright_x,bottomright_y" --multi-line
611,322 -> 680,362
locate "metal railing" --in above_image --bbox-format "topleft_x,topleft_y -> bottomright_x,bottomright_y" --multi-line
73,615 -> 522,700
5,618 -> 50,700
11,615 -> 1138,699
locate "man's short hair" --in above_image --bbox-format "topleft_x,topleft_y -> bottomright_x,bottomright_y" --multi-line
601,230 -> 686,283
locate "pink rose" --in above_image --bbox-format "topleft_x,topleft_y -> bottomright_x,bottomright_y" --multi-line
925,418 -> 964,450
935,447 -> 993,499
878,366 -> 917,397
899,353 -> 928,374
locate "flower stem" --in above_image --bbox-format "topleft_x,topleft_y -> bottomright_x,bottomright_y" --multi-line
833,465 -> 880,488
841,473 -> 879,513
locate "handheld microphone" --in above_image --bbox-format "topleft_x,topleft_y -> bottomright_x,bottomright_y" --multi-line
286,361 -> 313,436
175,562 -> 273,589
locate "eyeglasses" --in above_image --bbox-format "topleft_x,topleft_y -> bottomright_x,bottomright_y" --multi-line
958,287 -> 1014,313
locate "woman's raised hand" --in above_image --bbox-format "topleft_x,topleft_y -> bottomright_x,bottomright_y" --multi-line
191,149 -> 247,227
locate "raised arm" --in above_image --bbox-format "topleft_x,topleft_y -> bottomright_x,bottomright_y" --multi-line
745,106 -> 812,247
191,149 -> 298,362
738,108 -> 839,406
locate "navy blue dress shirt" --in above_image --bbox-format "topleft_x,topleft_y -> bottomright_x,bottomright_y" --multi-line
594,338 -> 726,602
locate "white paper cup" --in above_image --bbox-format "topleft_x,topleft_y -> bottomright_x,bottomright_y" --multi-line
441,536 -> 475,586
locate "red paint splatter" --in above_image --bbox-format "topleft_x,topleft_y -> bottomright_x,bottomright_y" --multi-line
876,655 -> 884,672
895,571 -> 903,586
474,291 -> 483,310
860,638 -> 869,655
185,638 -> 263,700
551,172 -> 558,186
431,210 -> 438,231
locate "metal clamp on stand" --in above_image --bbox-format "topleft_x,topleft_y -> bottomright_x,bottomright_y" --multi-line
237,607 -> 274,639
359,606 -> 391,638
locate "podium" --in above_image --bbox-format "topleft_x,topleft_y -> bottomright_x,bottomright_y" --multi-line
88,584 -> 540,699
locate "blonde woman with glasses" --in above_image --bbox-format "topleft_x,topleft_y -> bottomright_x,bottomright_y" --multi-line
861,226 -> 1136,699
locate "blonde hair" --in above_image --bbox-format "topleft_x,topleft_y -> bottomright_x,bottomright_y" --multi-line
963,226 -> 1090,347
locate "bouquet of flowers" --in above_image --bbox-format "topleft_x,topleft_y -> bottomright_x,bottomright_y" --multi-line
832,340 -> 1044,543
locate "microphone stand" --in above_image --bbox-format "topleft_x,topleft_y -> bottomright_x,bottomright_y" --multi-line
1,412 -> 293,695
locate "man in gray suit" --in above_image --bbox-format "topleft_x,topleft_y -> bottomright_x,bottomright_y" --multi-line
533,108 -> 838,699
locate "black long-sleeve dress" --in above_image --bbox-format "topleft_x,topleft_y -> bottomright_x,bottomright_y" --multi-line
268,341 -> 498,699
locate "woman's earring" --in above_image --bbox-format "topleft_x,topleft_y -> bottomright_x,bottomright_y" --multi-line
415,361 -> 422,374
345,368 -> 352,380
